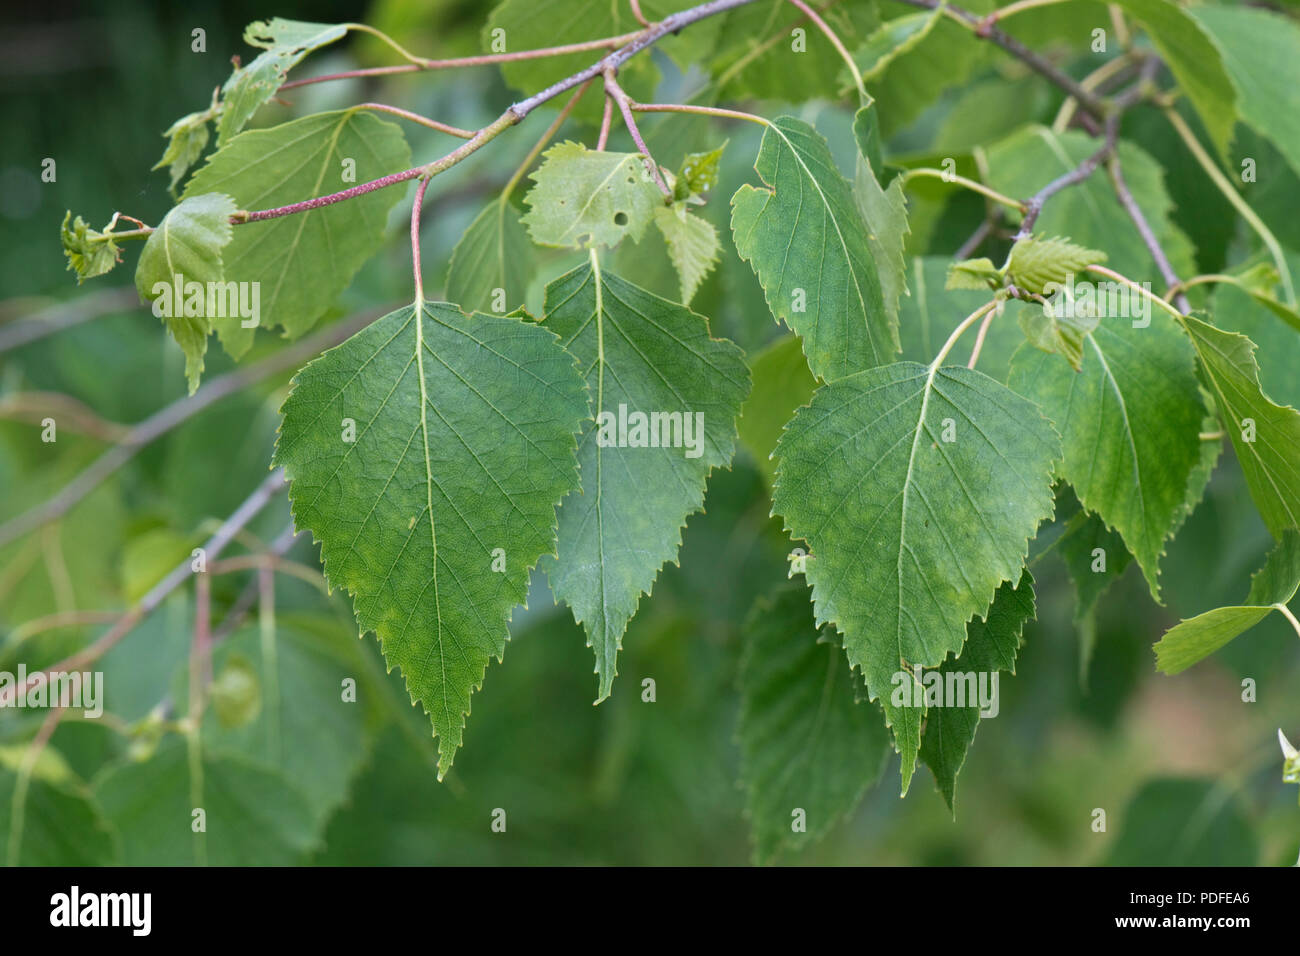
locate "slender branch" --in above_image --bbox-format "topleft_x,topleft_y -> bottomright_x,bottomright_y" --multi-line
1087,264 -> 1185,321
212,524 -> 300,643
933,299 -> 1002,369
0,305 -> 388,550
892,0 -> 1106,117
0,392 -> 130,441
597,94 -> 615,150
279,34 -> 641,91
0,470 -> 288,709
1106,156 -> 1189,312
901,168 -> 1026,213
629,102 -> 771,126
966,309 -> 997,369
1017,113 -> 1121,239
605,71 -> 671,195
411,176 -> 431,302
1162,106 -> 1295,306
977,0 -> 1070,32
954,217 -> 996,260
357,103 -> 474,138
629,0 -> 651,27
1052,51 -> 1141,133
0,287 -> 138,355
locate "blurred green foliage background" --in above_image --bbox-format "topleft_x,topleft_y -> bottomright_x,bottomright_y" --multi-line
0,0 -> 1297,865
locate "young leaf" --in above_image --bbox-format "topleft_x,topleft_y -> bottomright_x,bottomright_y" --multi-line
154,107 -> 214,195
731,116 -> 896,381
652,203 -> 719,303
1110,0 -> 1237,162
674,144 -> 726,202
445,200 -> 534,315
946,257 -> 1001,291
853,104 -> 910,325
217,19 -> 349,144
1017,303 -> 1100,372
1156,531 -> 1300,674
738,582 -> 891,864
60,212 -> 123,283
1192,4 -> 1300,181
1179,314 -> 1300,537
273,302 -> 588,776
1005,236 -> 1106,296
134,192 -> 238,394
772,362 -> 1061,791
522,142 -> 663,250
539,261 -> 749,701
1007,311 -> 1205,599
919,570 -> 1036,813
184,109 -> 411,355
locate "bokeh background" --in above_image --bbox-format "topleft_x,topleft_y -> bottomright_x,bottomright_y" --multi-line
1,0 -> 1297,864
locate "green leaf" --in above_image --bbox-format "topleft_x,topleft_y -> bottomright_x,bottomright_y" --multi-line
94,739 -> 316,865
674,144 -> 726,202
866,9 -> 988,133
1104,778 -> 1256,866
522,142 -> 663,250
853,104 -> 910,326
772,361 -> 1060,791
946,257 -> 1001,291
445,199 -> 534,315
731,116 -> 896,382
1006,236 -> 1107,296
273,302 -> 588,775
1191,4 -> 1300,181
919,570 -> 1036,813
1179,314 -> 1300,537
653,203 -> 719,303
539,262 -> 749,700
1111,0 -> 1237,162
217,19 -> 349,144
737,334 -> 819,486
1008,310 -> 1204,599
738,583 -> 891,864
1016,302 -> 1099,372
1155,531 -> 1300,674
853,7 -> 942,82
201,618 -> 376,825
153,107 -> 214,195
60,211 -> 123,283
1211,264 -> 1300,335
184,109 -> 411,355
0,762 -> 116,865
133,192 -> 238,394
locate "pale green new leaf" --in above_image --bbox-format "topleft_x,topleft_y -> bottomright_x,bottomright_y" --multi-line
273,302 -> 588,775
154,108 -> 214,195
446,199 -> 534,315
1155,531 -> 1300,674
60,212 -> 122,283
1017,303 -> 1100,372
217,19 -> 349,144
1006,236 -> 1106,296
1008,311 -> 1204,599
853,104 -> 910,326
653,203 -> 719,303
184,109 -> 411,355
1180,314 -> 1300,537
772,362 -> 1060,791
674,145 -> 726,201
946,257 -> 1000,291
920,570 -> 1035,812
134,192 -> 238,394
732,116 -> 896,382
1192,4 -> 1300,182
738,583 -> 891,864
1111,0 -> 1237,162
522,142 -> 663,250
539,262 -> 749,701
